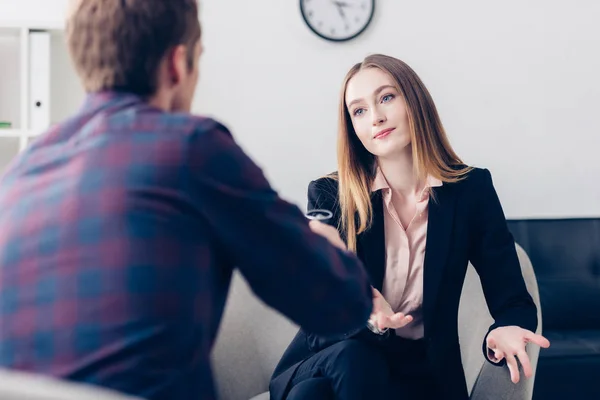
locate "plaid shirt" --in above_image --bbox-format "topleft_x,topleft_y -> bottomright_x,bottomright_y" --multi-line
0,92 -> 372,400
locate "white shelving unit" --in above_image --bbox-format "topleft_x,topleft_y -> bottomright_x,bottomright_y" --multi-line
0,19 -> 84,172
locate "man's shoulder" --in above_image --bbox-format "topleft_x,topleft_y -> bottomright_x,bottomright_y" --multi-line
128,111 -> 232,141
171,114 -> 228,135
43,105 -> 232,144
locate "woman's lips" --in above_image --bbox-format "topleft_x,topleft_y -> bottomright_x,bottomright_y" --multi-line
374,128 -> 395,139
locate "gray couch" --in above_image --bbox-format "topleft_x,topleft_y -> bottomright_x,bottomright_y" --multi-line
0,368 -> 143,400
507,218 -> 600,399
211,244 -> 543,400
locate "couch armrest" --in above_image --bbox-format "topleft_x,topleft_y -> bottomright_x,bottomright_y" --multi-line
459,244 -> 542,399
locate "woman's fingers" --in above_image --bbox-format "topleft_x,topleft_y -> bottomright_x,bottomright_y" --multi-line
493,349 -> 505,362
376,314 -> 387,330
372,312 -> 413,330
487,335 -> 497,349
525,332 -> 551,348
518,350 -> 533,379
505,354 -> 520,384
387,313 -> 413,329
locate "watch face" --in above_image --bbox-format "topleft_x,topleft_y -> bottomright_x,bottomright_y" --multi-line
300,0 -> 375,42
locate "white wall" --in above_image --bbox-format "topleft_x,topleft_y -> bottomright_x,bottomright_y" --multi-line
1,0 -> 598,218
0,0 -> 69,27
195,0 -> 600,219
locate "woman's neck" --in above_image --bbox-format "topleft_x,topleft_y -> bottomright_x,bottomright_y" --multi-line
377,147 -> 422,197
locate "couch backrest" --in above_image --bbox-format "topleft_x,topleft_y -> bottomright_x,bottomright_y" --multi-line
211,271 -> 298,400
507,218 -> 600,330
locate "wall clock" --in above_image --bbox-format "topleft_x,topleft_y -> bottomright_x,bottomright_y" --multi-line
300,0 -> 375,42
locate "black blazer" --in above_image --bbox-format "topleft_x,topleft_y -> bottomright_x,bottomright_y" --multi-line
270,168 -> 538,400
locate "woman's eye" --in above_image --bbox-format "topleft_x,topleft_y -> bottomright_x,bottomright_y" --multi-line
382,94 -> 394,103
353,108 -> 365,117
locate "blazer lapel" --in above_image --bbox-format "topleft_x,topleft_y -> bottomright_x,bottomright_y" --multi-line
423,184 -> 457,329
357,190 -> 386,291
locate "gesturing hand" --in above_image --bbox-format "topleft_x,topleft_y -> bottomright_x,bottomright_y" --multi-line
370,288 -> 413,330
486,326 -> 551,383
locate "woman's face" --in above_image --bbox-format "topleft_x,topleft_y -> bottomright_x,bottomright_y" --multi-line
345,67 -> 411,159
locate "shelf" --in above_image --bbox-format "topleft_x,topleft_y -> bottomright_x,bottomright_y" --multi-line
0,21 -> 65,31
0,12 -> 82,164
0,28 -> 84,136
0,32 -> 21,130
0,129 -> 37,138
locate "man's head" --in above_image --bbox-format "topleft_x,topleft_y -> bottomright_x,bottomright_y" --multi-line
67,0 -> 202,112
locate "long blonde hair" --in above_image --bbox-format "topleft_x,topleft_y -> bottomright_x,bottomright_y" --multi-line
336,54 -> 471,252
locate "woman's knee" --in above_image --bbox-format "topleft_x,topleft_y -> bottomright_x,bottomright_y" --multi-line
325,340 -> 390,399
329,339 -> 387,368
325,339 -> 389,382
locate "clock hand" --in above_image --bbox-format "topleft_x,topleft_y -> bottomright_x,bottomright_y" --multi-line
331,0 -> 348,19
335,1 -> 353,7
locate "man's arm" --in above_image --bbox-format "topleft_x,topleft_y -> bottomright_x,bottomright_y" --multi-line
186,120 -> 372,335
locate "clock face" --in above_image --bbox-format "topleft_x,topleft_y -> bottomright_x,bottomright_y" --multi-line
300,0 -> 375,42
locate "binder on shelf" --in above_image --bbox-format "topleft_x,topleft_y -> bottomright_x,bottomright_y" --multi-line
28,30 -> 50,132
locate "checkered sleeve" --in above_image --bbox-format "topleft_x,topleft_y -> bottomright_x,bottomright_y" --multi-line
186,120 -> 372,335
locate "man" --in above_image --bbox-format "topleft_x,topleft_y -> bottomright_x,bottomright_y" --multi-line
0,1 -> 372,399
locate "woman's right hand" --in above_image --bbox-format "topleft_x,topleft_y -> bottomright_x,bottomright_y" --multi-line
370,288 -> 413,330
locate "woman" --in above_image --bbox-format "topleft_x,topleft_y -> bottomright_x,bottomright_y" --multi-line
270,54 -> 550,400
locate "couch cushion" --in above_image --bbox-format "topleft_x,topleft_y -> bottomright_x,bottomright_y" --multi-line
539,330 -> 600,358
249,392 -> 269,400
507,218 -> 600,330
534,342 -> 600,400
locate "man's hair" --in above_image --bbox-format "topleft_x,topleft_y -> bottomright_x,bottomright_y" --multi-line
67,0 -> 201,96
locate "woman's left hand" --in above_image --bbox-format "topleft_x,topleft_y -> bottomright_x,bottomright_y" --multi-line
370,288 -> 413,330
486,326 -> 551,384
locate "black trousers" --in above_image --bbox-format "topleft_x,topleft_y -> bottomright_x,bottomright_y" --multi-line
285,335 -> 441,400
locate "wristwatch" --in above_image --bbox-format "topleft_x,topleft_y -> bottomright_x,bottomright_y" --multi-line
366,318 -> 389,335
